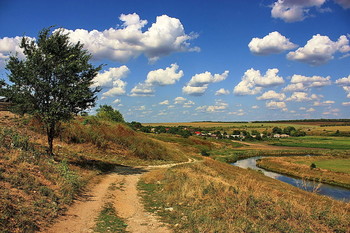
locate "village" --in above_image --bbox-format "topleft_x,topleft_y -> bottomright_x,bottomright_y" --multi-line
130,123 -> 301,141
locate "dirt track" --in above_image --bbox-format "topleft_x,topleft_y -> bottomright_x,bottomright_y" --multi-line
42,160 -> 195,233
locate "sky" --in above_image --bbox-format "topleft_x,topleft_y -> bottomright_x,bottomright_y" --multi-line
0,0 -> 349,123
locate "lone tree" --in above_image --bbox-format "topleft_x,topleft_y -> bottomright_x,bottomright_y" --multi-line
5,27 -> 102,155
96,105 -> 125,123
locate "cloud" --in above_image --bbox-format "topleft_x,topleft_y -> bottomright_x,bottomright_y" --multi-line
335,75 -> 350,97
183,100 -> 195,108
286,92 -> 321,102
215,88 -> 230,96
306,107 -> 316,112
257,90 -> 286,101
342,102 -> 350,106
196,100 -> 228,113
335,75 -> 350,86
271,0 -> 326,23
183,70 -> 229,96
112,99 -> 121,104
248,31 -> 297,55
283,74 -> 331,92
145,63 -> 183,86
159,100 -> 170,105
98,67 -> 130,97
57,13 -> 199,63
0,36 -> 35,68
287,34 -> 350,65
174,96 -> 187,104
313,100 -> 335,106
252,105 -> 260,109
228,109 -> 246,116
129,83 -> 155,97
334,0 -> 350,9
92,66 -> 130,88
130,63 -> 183,96
323,108 -> 340,116
266,101 -> 287,109
233,68 -> 284,95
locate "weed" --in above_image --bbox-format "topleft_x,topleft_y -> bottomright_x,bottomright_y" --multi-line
94,202 -> 128,233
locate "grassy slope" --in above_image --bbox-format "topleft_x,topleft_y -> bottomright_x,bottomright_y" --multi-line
0,113 -> 187,232
257,156 -> 350,188
139,158 -> 350,233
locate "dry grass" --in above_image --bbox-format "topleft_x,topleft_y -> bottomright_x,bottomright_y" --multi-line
140,158 -> 350,232
257,156 -> 350,188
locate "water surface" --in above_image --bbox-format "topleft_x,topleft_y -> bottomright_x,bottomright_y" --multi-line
232,157 -> 350,202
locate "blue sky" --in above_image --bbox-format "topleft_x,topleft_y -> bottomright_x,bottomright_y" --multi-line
0,0 -> 349,122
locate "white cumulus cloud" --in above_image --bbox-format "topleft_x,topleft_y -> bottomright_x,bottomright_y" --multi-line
183,70 -> 229,96
248,31 -> 297,55
271,0 -> 326,23
174,97 -> 187,104
287,34 -> 350,66
196,100 -> 228,113
335,75 -> 350,86
145,63 -> 183,86
266,101 -> 287,109
283,74 -> 331,91
257,90 -> 286,101
130,63 -> 183,96
129,83 -> 155,97
233,68 -> 284,95
335,75 -> 350,98
92,66 -> 130,88
215,88 -> 230,96
286,92 -> 321,102
58,13 -> 199,63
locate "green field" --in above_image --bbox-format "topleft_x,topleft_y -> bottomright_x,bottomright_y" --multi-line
270,136 -> 350,149
296,159 -> 350,174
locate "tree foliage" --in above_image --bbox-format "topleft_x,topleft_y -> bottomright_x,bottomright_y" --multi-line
96,105 -> 125,123
5,27 -> 102,154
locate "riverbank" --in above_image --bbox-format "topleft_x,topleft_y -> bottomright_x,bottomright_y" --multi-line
139,158 -> 350,232
256,156 -> 350,189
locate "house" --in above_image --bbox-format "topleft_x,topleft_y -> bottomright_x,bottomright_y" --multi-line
194,131 -> 201,136
0,96 -> 11,111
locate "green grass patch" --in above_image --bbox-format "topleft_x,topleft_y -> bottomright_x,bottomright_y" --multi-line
94,202 -> 128,233
270,136 -> 350,149
296,159 -> 350,174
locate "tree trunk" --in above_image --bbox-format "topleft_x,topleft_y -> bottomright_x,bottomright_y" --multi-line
47,121 -> 56,155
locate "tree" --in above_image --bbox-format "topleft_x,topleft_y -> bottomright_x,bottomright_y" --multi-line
5,27 -> 102,155
96,105 -> 125,123
272,127 -> 282,134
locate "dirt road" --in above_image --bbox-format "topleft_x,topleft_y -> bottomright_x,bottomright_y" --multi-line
42,160 -> 194,233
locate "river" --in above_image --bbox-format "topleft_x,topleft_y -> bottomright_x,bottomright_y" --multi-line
232,157 -> 350,202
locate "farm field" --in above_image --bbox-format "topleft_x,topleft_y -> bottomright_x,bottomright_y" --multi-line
270,136 -> 350,150
145,121 -> 350,136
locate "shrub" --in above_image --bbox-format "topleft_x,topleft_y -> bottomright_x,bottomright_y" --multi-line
310,163 -> 317,169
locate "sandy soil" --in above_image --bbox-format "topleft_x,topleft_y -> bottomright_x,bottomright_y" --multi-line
42,160 -> 195,233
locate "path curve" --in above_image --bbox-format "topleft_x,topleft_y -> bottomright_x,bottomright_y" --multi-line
41,159 -> 195,233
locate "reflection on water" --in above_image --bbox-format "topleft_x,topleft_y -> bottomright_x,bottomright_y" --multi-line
232,157 -> 350,202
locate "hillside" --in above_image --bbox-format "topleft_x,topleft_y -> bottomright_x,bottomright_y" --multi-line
1,112 -> 350,232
